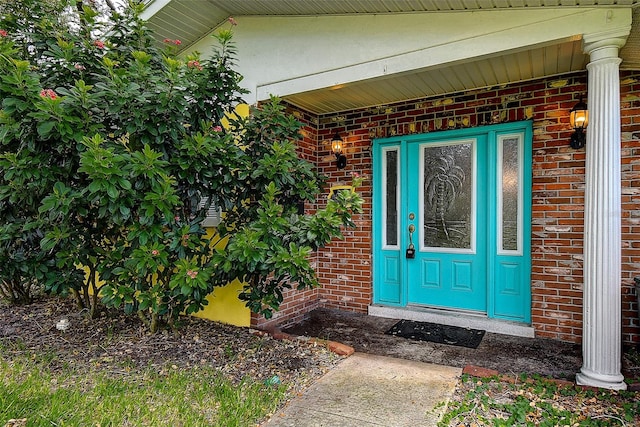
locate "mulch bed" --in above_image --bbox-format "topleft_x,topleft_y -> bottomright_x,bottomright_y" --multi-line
0,296 -> 341,390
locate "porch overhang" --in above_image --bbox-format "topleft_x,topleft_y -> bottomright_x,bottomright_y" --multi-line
142,1 -> 639,115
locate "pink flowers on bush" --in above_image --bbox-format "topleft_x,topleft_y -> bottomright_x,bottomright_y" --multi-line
39,89 -> 57,100
187,60 -> 203,71
74,63 -> 86,71
0,29 -> 7,37
186,270 -> 198,279
93,40 -> 105,49
228,17 -> 237,26
151,249 -> 159,256
213,126 -> 223,132
163,38 -> 182,46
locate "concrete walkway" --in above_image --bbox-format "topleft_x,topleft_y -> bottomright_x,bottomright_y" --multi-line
264,353 -> 461,427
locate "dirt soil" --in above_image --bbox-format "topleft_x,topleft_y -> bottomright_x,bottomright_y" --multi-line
0,297 -> 340,392
284,307 -> 640,382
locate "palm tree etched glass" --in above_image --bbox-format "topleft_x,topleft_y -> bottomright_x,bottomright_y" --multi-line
423,143 -> 472,249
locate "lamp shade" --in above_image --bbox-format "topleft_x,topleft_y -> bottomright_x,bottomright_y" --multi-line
569,99 -> 588,130
331,133 -> 343,155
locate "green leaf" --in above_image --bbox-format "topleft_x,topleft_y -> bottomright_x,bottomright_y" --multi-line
37,121 -> 56,137
40,236 -> 56,251
119,179 -> 132,190
106,185 -> 119,199
88,180 -> 102,193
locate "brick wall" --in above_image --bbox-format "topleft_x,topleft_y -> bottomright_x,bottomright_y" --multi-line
256,71 -> 640,346
621,72 -> 640,347
529,77 -> 587,343
252,109 -> 322,331
315,123 -> 373,314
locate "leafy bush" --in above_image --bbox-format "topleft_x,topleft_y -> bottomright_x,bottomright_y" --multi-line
1,0 -> 243,320
0,0 -> 362,331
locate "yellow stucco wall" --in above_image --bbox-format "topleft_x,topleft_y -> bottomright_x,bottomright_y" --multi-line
191,278 -> 250,326
193,103 -> 251,327
221,103 -> 250,128
84,266 -> 250,327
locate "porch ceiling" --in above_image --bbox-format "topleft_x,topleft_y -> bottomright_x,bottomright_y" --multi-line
282,40 -> 589,114
143,1 -> 640,115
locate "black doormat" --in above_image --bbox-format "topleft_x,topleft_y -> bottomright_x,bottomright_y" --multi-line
385,319 -> 485,349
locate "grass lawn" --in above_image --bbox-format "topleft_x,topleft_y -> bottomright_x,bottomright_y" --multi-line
0,350 -> 286,427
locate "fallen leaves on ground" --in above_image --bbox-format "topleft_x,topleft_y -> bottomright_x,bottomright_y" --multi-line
0,297 -> 341,396
442,373 -> 640,426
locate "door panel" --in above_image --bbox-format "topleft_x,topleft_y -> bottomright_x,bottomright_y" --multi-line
490,132 -> 531,321
374,145 -> 402,304
407,137 -> 487,312
421,141 -> 475,251
494,261 -> 525,319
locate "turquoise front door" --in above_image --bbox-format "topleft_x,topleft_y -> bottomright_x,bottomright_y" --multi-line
373,121 -> 532,323
406,136 -> 488,312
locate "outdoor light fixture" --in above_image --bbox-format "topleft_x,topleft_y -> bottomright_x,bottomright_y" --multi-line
569,96 -> 589,149
331,132 -> 347,169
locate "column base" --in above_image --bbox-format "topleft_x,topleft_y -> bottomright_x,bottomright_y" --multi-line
576,369 -> 627,390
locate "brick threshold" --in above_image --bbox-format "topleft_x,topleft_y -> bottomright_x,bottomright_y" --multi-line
253,327 -> 355,357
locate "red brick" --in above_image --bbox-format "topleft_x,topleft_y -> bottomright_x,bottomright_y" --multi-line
463,365 -> 500,378
253,71 -> 640,347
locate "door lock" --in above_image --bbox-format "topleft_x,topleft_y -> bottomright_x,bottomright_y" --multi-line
406,224 -> 416,259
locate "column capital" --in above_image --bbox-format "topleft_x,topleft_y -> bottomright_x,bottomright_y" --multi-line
583,31 -> 629,61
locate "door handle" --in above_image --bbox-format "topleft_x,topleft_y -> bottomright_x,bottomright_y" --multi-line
406,224 -> 416,259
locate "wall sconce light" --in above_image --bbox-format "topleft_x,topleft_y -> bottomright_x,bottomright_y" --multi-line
569,96 -> 589,149
331,132 -> 347,169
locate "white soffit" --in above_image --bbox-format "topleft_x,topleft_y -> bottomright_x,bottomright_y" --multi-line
283,40 -> 588,115
143,1 -> 640,115
248,9 -> 630,114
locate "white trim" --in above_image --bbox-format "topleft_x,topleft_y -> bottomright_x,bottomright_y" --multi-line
251,9 -> 631,101
369,305 -> 535,338
140,0 -> 173,20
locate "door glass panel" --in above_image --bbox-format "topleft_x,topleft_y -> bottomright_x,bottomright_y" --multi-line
500,136 -> 521,252
422,141 -> 473,250
384,148 -> 399,247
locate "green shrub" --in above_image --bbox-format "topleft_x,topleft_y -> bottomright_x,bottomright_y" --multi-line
0,0 -> 363,331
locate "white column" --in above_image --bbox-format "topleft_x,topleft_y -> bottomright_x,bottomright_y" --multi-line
576,36 -> 627,390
